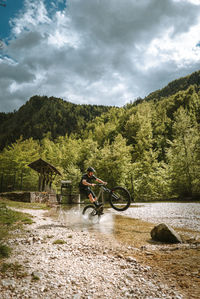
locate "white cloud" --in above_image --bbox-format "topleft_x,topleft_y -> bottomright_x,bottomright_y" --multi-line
145,19 -> 200,69
47,11 -> 80,48
0,0 -> 200,112
173,0 -> 200,4
10,0 -> 51,36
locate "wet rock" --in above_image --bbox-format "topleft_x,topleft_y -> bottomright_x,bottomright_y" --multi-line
151,223 -> 182,243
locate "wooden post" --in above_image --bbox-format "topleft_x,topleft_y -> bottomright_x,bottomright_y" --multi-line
38,174 -> 42,191
42,175 -> 45,191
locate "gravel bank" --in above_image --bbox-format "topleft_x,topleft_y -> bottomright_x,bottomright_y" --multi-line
0,208 -> 185,299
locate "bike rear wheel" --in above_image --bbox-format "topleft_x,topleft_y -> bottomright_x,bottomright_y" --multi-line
82,205 -> 100,224
109,186 -> 131,211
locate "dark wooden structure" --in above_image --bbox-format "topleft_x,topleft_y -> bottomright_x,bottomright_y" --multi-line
28,158 -> 61,192
61,180 -> 72,195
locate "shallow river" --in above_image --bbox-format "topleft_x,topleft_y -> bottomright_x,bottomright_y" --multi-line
122,202 -> 200,231
56,202 -> 200,233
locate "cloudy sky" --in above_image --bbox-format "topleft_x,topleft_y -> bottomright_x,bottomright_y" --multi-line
0,0 -> 200,112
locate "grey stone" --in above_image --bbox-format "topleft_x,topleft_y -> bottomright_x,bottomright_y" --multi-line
151,223 -> 182,243
1,279 -> 16,288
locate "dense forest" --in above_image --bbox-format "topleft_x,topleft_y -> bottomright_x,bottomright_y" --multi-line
0,70 -> 200,201
0,96 -> 112,150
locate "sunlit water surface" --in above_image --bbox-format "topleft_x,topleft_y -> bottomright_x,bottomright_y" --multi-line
54,202 -> 200,236
123,202 -> 200,231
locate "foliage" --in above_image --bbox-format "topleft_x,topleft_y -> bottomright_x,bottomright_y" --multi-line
53,239 -> 66,245
0,244 -> 11,258
166,108 -> 200,197
0,96 -> 112,150
0,262 -> 27,278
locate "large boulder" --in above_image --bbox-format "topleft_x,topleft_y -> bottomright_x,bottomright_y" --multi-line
151,223 -> 182,243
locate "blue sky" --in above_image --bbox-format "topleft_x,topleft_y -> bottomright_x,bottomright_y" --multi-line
0,0 -> 66,40
0,0 -> 200,112
0,1 -> 23,39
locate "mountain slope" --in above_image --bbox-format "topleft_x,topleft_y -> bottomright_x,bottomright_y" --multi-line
0,95 -> 112,150
144,70 -> 200,102
0,69 -> 200,150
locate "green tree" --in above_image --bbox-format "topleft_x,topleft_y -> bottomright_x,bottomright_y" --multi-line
166,108 -> 200,197
87,134 -> 132,188
128,102 -> 169,200
0,137 -> 40,191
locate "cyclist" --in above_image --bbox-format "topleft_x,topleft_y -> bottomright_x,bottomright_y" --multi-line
79,166 -> 107,207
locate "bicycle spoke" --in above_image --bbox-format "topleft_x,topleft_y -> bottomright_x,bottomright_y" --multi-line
82,205 -> 100,224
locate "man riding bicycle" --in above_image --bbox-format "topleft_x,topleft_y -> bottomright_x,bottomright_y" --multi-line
79,167 -> 107,207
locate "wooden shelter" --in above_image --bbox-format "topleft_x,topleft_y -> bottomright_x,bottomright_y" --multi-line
28,158 -> 61,191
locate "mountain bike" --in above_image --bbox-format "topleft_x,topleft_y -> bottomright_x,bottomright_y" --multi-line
82,184 -> 131,223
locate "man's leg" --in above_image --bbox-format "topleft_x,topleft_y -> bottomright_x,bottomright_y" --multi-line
88,192 -> 96,203
88,191 -> 103,210
85,188 -> 103,209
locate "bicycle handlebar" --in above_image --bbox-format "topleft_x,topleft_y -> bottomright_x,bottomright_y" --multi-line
95,183 -> 110,192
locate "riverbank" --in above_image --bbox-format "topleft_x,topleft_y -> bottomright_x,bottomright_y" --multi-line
0,205 -> 199,298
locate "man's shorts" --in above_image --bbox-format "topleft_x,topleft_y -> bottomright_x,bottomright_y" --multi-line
79,186 -> 96,198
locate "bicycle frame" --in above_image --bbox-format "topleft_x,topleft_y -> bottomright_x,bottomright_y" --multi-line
96,184 -> 111,204
82,184 -> 131,219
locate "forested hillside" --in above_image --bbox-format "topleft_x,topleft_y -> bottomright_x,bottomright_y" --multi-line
144,70 -> 200,102
0,70 -> 200,201
0,96 -> 112,150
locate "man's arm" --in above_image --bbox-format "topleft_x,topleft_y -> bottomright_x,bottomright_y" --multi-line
95,178 -> 107,185
82,179 -> 96,187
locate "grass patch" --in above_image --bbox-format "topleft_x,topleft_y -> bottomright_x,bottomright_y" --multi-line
0,202 -> 33,260
0,198 -> 49,210
46,235 -> 54,239
0,202 -> 33,226
0,244 -> 12,258
31,272 -> 40,281
0,262 -> 28,278
53,239 -> 66,245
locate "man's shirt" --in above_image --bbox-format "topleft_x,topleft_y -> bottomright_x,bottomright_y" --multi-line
79,173 -> 97,189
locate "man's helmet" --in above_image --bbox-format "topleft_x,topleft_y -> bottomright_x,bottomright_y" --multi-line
87,166 -> 95,173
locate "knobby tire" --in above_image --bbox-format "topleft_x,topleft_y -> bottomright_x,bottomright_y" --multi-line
82,205 -> 100,223
109,186 -> 131,211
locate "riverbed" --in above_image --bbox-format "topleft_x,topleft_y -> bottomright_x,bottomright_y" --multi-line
1,201 -> 200,298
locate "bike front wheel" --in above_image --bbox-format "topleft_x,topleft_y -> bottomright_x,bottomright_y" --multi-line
82,205 -> 100,224
109,186 -> 131,211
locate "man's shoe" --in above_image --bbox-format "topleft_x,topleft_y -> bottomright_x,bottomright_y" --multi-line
98,207 -> 104,215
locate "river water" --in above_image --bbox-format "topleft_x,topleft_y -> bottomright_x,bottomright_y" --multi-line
56,202 -> 200,233
122,202 -> 200,231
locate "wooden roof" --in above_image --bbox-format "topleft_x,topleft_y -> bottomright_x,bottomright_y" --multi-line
28,158 -> 61,176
